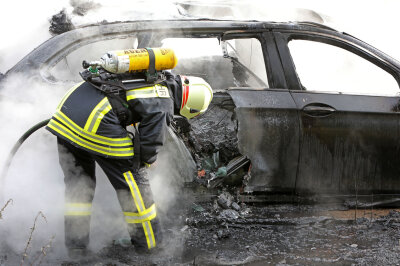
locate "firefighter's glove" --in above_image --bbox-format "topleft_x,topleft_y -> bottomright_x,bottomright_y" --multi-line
141,162 -> 151,168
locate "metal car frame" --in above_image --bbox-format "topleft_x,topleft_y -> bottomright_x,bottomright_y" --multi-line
6,19 -> 400,202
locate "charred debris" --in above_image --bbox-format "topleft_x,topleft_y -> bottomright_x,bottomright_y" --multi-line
49,1 -> 101,35
49,9 -> 74,35
172,93 -> 252,191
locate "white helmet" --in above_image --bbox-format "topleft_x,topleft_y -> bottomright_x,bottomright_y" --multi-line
179,76 -> 213,119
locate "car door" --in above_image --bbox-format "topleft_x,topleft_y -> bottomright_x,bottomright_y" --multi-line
222,32 -> 300,194
155,32 -> 299,193
274,30 -> 400,195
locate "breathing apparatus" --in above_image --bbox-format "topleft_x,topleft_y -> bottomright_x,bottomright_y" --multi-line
86,48 -> 177,75
80,47 -> 213,120
81,48 -> 177,89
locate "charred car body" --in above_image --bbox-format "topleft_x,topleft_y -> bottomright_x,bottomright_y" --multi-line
4,19 -> 400,202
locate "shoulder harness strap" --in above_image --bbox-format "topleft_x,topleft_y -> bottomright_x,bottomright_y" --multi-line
79,69 -> 167,126
80,70 -> 133,126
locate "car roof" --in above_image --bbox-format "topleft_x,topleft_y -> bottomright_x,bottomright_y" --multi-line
7,19 -> 400,75
75,19 -> 337,32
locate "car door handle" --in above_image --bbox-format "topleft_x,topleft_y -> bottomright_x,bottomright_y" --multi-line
302,104 -> 336,117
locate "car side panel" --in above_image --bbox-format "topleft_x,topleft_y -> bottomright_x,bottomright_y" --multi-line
275,29 -> 400,195
291,92 -> 400,194
229,89 -> 299,192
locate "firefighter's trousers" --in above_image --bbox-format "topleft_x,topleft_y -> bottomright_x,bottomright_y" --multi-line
57,137 -> 162,251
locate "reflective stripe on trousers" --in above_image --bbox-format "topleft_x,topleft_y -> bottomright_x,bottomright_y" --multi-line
123,171 -> 157,249
124,203 -> 156,223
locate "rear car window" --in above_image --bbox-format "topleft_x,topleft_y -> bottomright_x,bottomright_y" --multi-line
288,40 -> 399,96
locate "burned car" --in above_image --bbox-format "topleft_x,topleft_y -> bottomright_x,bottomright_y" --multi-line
4,19 -> 400,202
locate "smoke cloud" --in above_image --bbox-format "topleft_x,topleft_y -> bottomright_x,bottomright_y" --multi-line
0,0 -> 194,262
0,74 -> 71,259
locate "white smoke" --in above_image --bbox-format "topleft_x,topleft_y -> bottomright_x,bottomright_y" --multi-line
1,0 -> 400,73
0,75 -> 132,260
0,74 -> 71,259
0,1 -> 69,73
0,1 -> 192,261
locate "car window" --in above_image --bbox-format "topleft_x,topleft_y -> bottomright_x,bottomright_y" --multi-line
288,40 -> 399,96
48,35 -> 269,90
162,37 -> 268,90
49,36 -> 138,82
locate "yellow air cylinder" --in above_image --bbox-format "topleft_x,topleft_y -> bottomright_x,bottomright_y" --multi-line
99,48 -> 177,74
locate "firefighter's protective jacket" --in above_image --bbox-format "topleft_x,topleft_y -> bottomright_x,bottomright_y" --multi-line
46,73 -> 183,164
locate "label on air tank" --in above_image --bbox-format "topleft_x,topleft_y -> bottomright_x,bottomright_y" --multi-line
155,84 -> 170,98
118,55 -> 130,73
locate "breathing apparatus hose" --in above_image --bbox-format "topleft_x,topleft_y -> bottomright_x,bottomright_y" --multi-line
0,118 -> 51,191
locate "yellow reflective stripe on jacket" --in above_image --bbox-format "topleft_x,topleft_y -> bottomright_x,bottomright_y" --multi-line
54,111 -> 132,147
65,203 -> 92,216
48,119 -> 134,157
123,171 -> 156,249
124,204 -> 157,223
126,85 -> 170,101
57,81 -> 84,110
84,97 -> 112,133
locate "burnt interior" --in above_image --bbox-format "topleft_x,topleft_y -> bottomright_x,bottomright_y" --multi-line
173,92 -> 251,188
170,54 -> 254,189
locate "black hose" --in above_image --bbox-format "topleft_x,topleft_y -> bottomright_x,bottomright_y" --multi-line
0,118 -> 51,182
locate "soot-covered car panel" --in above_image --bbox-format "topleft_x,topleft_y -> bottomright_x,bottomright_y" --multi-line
5,19 -> 400,197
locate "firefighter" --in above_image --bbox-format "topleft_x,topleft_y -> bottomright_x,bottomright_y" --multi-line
46,72 -> 213,257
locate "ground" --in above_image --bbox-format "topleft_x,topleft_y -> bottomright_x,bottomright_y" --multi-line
2,193 -> 400,265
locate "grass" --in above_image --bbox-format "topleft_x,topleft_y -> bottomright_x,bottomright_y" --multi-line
0,200 -> 55,266
0,199 -> 13,220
